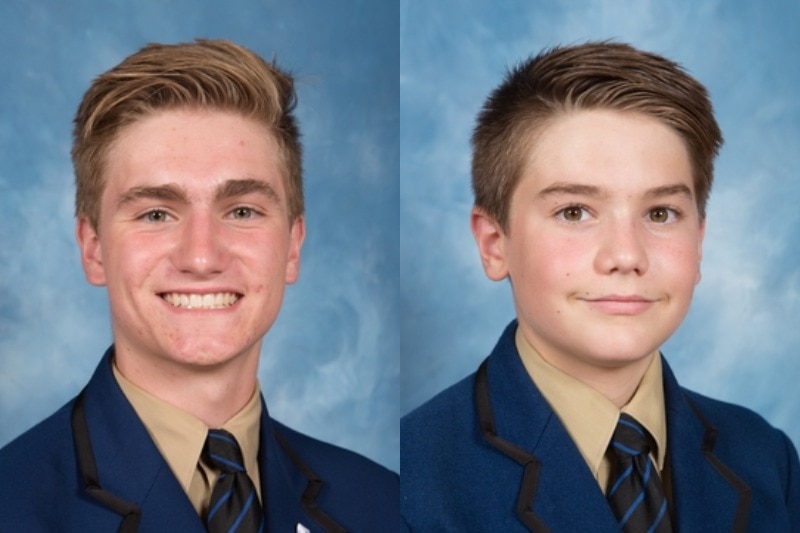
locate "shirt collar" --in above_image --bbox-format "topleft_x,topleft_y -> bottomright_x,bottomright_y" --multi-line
622,350 -> 667,470
515,327 -> 667,477
112,362 -> 262,495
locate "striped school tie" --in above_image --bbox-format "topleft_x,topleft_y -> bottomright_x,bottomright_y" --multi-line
203,429 -> 264,533
607,414 -> 672,533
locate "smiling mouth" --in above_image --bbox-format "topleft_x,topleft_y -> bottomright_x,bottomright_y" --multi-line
161,292 -> 241,310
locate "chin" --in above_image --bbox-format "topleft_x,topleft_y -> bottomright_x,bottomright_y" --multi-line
600,354 -> 655,369
165,341 -> 251,368
165,352 -> 230,369
585,344 -> 661,368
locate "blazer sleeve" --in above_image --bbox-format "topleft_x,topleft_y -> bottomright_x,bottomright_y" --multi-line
782,432 -> 800,530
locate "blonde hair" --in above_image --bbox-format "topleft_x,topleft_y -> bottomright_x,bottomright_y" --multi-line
73,39 -> 303,229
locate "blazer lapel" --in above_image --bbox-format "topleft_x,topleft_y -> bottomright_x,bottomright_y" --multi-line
82,349 -> 347,533
478,324 -> 620,532
258,401 -> 347,533
662,360 -> 751,532
258,404 -> 313,531
80,349 -> 206,532
529,419 -> 620,531
477,325 -> 753,532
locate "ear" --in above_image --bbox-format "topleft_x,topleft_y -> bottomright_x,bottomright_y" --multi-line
696,217 -> 706,284
285,215 -> 306,284
75,217 -> 107,286
470,207 -> 509,281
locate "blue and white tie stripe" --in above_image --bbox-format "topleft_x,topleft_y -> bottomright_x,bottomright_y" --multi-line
204,429 -> 264,533
607,414 -> 672,533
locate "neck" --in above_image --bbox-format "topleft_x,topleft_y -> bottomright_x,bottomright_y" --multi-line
518,332 -> 655,408
573,359 -> 652,408
113,347 -> 260,427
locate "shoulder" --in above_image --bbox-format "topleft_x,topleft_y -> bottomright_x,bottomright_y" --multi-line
401,371 -> 483,523
678,387 -> 800,527
682,387 -> 792,451
271,419 -> 398,517
403,320 -> 521,444
680,388 -> 800,470
664,357 -> 796,464
402,340 -> 534,477
0,398 -> 75,473
0,399 -> 78,527
402,371 -> 477,450
273,419 -> 396,482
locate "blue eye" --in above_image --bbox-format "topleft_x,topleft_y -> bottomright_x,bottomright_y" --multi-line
231,207 -> 255,219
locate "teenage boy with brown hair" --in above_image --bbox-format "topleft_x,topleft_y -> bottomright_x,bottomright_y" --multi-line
401,42 -> 799,532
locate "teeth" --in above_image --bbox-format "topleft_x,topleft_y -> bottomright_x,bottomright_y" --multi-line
162,292 -> 240,309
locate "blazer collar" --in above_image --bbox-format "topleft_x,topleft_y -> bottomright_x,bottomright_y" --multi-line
477,320 -> 750,532
77,347 -> 346,533
78,348 -> 205,532
258,401 -> 347,533
661,361 -> 752,532
478,322 -> 618,532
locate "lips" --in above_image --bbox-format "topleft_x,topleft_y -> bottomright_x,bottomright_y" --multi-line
161,292 -> 241,310
581,295 -> 656,315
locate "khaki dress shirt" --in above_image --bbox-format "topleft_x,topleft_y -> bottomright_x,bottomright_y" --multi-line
515,327 -> 668,493
113,363 -> 262,517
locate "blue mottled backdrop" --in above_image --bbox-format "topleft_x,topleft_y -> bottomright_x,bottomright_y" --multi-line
0,0 -> 399,471
401,0 -> 800,450
3,0 -> 800,476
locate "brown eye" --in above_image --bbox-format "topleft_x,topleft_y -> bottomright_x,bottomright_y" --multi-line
561,206 -> 585,222
649,207 -> 670,223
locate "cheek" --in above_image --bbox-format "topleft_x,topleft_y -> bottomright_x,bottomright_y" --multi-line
510,234 -> 584,291
536,234 -> 585,274
104,236 -> 166,287
250,283 -> 269,298
654,237 -> 703,290
237,236 -> 290,282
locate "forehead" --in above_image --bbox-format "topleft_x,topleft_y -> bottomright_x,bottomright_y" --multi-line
521,109 -> 693,194
102,109 -> 285,199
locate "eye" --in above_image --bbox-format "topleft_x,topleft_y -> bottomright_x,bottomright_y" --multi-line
141,209 -> 171,223
556,205 -> 590,223
229,206 -> 258,220
648,206 -> 679,223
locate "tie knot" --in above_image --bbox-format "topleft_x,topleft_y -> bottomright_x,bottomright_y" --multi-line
611,414 -> 650,458
203,429 -> 246,474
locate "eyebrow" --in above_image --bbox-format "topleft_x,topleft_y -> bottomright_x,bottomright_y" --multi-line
214,178 -> 281,205
537,181 -> 694,200
116,179 -> 281,209
117,183 -> 189,209
643,183 -> 694,200
537,182 -> 604,198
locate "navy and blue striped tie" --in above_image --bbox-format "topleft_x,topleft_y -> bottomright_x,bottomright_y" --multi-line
203,429 -> 264,533
607,414 -> 672,533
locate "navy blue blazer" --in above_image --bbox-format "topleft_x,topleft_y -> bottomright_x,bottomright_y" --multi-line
401,321 -> 800,532
0,348 -> 398,532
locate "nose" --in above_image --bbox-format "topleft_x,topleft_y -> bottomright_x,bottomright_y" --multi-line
172,213 -> 228,276
593,218 -> 649,276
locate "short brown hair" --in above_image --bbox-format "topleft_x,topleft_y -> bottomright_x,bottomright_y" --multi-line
73,39 -> 303,230
472,41 -> 722,230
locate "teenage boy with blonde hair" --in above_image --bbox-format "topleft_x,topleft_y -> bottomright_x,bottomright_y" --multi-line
0,39 -> 397,532
401,42 -> 799,532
